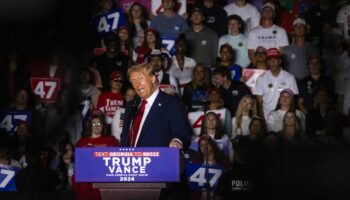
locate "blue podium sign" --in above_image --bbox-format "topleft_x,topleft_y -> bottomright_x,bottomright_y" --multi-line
75,147 -> 180,183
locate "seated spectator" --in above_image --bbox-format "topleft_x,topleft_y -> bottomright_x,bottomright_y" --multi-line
306,87 -> 337,138
9,88 -> 34,111
134,29 -> 166,63
185,7 -> 218,67
249,46 -> 268,69
212,67 -> 251,117
146,49 -> 179,95
282,18 -> 319,81
76,114 -> 118,147
195,0 -> 228,37
206,87 -> 225,111
231,95 -> 258,139
79,68 -> 101,110
193,135 -> 231,199
126,2 -> 149,47
247,2 -> 289,66
95,37 -> 129,90
49,141 -> 74,190
150,0 -> 188,39
14,121 -> 36,168
182,63 -> 211,112
116,26 -> 134,63
266,89 -> 305,133
97,71 -> 125,125
199,112 -> 233,161
218,14 -> 250,68
168,34 -> 197,96
215,44 -> 242,81
73,114 -> 118,200
45,89 -> 83,145
255,48 -> 298,119
297,55 -> 334,115
223,0 -> 261,34
278,111 -> 307,148
248,116 -> 266,142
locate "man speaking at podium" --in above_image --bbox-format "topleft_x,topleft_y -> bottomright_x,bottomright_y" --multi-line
120,63 -> 191,149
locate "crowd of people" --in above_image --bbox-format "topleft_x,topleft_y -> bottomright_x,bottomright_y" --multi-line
1,0 -> 350,199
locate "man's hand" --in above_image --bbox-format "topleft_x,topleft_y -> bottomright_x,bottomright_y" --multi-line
169,138 -> 183,149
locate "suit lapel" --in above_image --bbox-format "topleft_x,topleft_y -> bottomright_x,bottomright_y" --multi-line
137,92 -> 164,145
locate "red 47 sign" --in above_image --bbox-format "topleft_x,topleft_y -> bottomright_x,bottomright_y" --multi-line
30,77 -> 61,103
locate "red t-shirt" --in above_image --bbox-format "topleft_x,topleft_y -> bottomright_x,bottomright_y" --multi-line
76,135 -> 119,147
97,91 -> 124,123
73,135 -> 118,200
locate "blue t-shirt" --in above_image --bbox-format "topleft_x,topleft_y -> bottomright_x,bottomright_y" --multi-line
150,13 -> 188,39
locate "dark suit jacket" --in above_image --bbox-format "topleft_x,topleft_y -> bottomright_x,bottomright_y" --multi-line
121,90 -> 191,148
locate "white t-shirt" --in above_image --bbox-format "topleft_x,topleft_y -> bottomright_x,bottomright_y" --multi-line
255,70 -> 299,119
223,3 -> 261,34
168,56 -> 196,96
231,116 -> 252,139
266,109 -> 306,133
247,25 -> 289,50
336,5 -> 350,40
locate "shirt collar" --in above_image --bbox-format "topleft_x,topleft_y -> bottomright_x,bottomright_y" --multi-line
145,88 -> 159,106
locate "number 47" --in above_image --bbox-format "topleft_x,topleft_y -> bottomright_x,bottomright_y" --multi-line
190,168 -> 222,187
34,81 -> 57,99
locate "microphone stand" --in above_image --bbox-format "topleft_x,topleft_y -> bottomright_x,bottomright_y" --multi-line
129,99 -> 139,147
202,99 -> 211,200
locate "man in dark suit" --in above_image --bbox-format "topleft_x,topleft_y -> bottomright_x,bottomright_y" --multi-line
120,63 -> 191,149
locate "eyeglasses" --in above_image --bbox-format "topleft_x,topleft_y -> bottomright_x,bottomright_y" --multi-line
113,78 -> 123,83
92,122 -> 102,127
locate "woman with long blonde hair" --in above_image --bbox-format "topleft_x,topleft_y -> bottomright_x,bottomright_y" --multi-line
232,95 -> 258,139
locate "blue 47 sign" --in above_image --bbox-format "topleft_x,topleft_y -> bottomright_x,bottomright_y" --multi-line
0,111 -> 31,135
93,8 -> 126,37
186,163 -> 225,191
0,165 -> 21,191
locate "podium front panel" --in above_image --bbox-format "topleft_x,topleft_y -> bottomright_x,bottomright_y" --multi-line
75,147 -> 180,183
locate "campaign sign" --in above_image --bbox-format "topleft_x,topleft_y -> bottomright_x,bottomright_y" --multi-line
152,0 -> 186,16
0,111 -> 32,135
186,163 -> 224,191
229,65 -> 242,81
30,77 -> 61,103
92,8 -> 127,37
242,69 -> 266,94
75,147 -> 180,182
188,109 -> 226,136
159,84 -> 176,95
0,165 -> 21,191
161,37 -> 176,55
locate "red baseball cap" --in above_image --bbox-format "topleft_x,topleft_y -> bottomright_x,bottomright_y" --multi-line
109,71 -> 124,80
266,48 -> 281,59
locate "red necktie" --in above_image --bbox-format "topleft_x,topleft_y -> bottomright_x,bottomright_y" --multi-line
129,99 -> 148,146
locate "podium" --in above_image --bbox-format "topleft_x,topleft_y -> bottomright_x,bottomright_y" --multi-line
94,183 -> 165,200
75,147 -> 180,200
